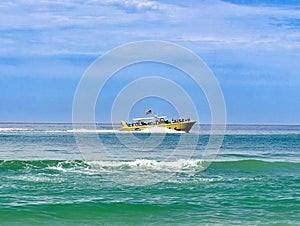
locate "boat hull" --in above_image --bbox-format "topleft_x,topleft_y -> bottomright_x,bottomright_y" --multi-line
119,120 -> 196,133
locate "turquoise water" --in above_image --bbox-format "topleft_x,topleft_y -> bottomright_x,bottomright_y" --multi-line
0,124 -> 300,225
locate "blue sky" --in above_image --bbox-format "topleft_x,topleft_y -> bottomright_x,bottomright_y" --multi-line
0,0 -> 299,124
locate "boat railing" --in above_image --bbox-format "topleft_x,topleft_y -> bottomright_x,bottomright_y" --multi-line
124,118 -> 192,127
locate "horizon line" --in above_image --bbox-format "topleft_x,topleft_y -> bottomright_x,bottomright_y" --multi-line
0,121 -> 299,126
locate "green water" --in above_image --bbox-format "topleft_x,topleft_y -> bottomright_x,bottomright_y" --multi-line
1,160 -> 300,225
0,124 -> 300,225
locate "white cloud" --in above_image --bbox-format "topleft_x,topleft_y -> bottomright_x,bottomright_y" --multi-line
168,1 -> 300,48
0,0 -> 299,55
104,0 -> 163,10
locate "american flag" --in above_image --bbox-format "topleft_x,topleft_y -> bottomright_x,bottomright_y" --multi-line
146,109 -> 152,115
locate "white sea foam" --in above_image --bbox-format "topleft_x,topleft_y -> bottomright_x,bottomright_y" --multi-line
0,128 -> 31,132
44,159 -> 206,174
7,175 -> 65,183
138,127 -> 185,134
70,127 -> 185,134
87,159 -> 205,172
68,129 -> 117,133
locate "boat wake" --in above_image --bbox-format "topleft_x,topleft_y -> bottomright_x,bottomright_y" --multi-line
71,127 -> 185,134
131,127 -> 185,134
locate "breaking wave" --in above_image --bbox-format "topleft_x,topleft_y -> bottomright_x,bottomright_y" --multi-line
1,159 -> 300,173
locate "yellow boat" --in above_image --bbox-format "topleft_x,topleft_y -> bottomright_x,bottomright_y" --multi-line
119,115 -> 196,133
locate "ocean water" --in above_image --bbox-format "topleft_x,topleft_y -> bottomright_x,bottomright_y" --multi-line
0,123 -> 300,225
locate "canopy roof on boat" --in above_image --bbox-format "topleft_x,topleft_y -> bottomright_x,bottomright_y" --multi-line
133,116 -> 167,121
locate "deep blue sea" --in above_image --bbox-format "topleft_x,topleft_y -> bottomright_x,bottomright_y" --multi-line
0,123 -> 299,225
